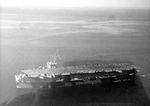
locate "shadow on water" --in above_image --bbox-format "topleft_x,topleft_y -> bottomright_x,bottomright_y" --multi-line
1,76 -> 150,106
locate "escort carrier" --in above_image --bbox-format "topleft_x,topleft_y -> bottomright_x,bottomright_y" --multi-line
15,57 -> 139,89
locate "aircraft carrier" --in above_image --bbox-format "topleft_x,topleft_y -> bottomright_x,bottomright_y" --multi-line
15,57 -> 139,89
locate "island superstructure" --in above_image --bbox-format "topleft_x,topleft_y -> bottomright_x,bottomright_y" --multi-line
15,57 -> 139,88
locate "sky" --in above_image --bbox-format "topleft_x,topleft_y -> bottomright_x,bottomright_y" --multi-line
0,0 -> 150,9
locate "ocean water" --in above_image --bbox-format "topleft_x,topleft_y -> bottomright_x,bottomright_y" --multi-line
0,8 -> 150,105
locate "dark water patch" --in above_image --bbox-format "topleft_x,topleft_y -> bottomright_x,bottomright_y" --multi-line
2,77 -> 150,106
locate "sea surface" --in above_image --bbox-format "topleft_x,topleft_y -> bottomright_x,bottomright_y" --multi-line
0,8 -> 150,105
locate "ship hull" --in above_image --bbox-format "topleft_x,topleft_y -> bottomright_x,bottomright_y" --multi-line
29,71 -> 137,88
15,62 -> 139,89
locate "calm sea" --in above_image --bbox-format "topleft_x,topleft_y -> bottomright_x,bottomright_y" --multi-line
0,8 -> 150,105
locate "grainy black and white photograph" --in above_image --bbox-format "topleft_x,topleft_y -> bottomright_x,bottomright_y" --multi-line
0,0 -> 150,106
